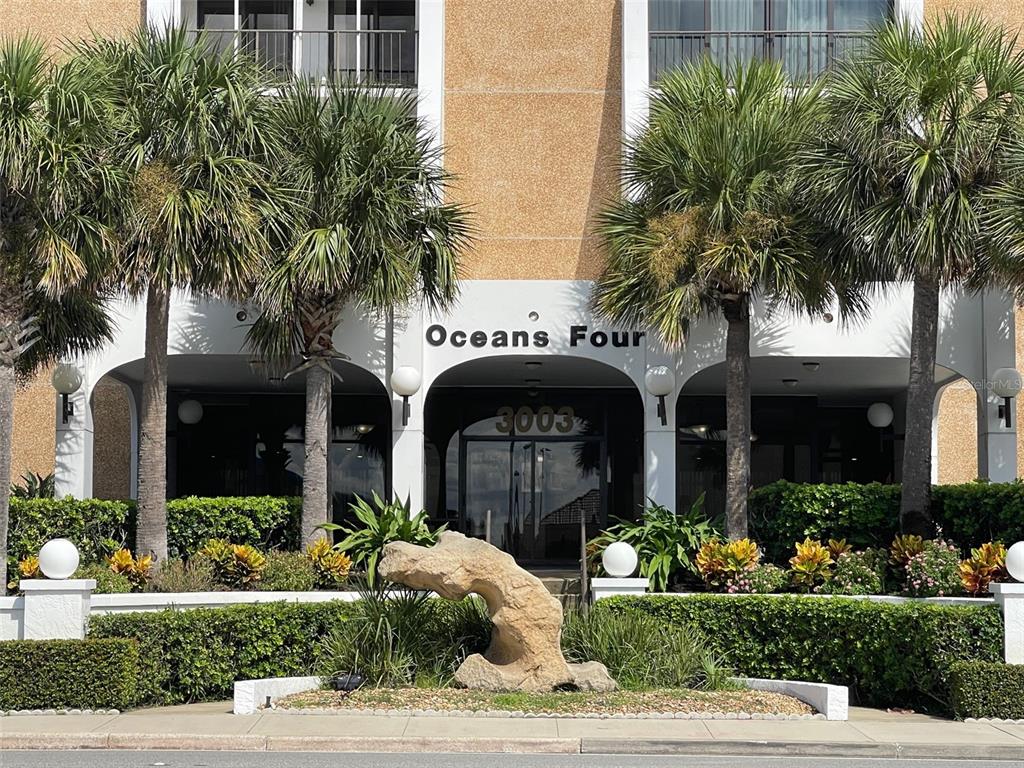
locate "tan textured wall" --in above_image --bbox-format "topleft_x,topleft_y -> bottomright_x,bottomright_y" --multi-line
0,0 -> 142,49
11,370 -> 55,484
444,0 -> 622,280
936,379 -> 978,485
92,382 -> 132,500
926,0 -> 1024,32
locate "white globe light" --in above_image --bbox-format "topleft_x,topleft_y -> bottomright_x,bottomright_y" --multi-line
38,538 -> 80,580
390,366 -> 422,397
602,541 -> 639,578
51,363 -> 83,396
1006,541 -> 1024,583
644,366 -> 675,397
991,368 -> 1023,399
867,402 -> 894,428
177,399 -> 204,425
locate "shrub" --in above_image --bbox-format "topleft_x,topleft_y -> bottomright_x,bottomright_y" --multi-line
959,542 -> 1008,597
949,661 -> 1024,721
7,498 -> 133,564
307,538 -> 352,589
74,562 -> 133,594
818,549 -> 886,595
727,563 -> 788,594
890,534 -> 925,567
696,538 -> 759,590
562,607 -> 730,690
588,495 -> 717,592
901,540 -> 961,598
107,548 -> 153,591
146,558 -> 218,593
320,587 -> 490,687
788,538 -> 833,591
89,600 -> 357,704
931,481 -> 1024,547
0,639 -> 138,710
258,551 -> 316,592
199,539 -> 267,590
602,594 -> 1003,713
166,496 -> 302,557
325,493 -> 444,586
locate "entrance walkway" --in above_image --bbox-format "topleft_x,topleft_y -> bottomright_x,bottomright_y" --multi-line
3,702 -> 1023,760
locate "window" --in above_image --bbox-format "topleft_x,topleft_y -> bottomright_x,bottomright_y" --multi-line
329,1 -> 416,85
197,1 -> 294,75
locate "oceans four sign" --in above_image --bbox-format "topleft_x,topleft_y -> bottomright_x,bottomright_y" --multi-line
425,324 -> 645,349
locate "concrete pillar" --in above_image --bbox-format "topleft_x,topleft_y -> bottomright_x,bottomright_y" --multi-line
146,0 -> 181,26
643,353 -> 677,510
591,577 -> 648,601
20,580 -> 95,640
977,291 -> 1018,482
54,381 -> 94,499
390,308 -> 425,514
622,0 -> 650,142
417,0 -> 445,153
896,0 -> 925,29
990,583 -> 1024,665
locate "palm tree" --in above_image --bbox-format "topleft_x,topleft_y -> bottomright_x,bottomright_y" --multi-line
0,38 -> 118,591
593,58 -> 854,540
800,15 -> 1024,536
84,26 -> 278,561
247,80 -> 472,546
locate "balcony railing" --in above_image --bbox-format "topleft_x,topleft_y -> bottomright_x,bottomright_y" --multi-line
190,28 -> 417,88
650,30 -> 873,84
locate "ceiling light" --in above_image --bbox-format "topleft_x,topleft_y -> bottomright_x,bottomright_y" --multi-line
782,379 -> 799,388
525,378 -> 541,387
525,361 -> 542,369
802,362 -> 820,372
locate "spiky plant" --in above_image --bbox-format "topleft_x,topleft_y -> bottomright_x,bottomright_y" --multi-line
594,57 -> 853,539
246,80 -> 472,544
0,37 -> 119,593
799,14 -> 1024,535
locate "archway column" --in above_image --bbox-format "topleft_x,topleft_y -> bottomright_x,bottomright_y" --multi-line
644,350 -> 677,509
977,291 -> 1018,481
54,366 -> 94,499
391,308 -> 425,513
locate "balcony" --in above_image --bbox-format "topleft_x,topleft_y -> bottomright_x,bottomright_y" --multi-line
650,30 -> 873,84
189,27 -> 417,87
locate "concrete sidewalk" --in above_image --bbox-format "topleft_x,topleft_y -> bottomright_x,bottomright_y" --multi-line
2,702 -> 1023,760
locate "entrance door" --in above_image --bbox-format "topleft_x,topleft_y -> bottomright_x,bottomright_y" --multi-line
463,439 -> 602,565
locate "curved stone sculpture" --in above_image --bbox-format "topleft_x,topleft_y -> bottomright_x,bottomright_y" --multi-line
378,531 -> 616,693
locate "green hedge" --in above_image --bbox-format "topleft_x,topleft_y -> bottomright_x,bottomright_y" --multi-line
8,496 -> 302,563
949,661 -> 1024,720
601,595 -> 1004,714
749,480 -> 1024,561
0,639 -> 139,711
88,600 -> 355,704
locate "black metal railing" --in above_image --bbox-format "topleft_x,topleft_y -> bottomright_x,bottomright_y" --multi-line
650,30 -> 873,84
190,28 -> 417,87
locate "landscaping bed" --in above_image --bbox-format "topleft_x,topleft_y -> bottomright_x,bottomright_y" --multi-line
273,687 -> 814,717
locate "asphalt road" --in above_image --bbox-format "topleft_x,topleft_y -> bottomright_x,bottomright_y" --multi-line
3,753 -> 1022,768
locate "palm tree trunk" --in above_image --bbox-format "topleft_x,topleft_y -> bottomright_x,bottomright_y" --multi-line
0,361 -> 15,593
900,275 -> 939,537
136,284 -> 170,561
723,299 -> 751,541
303,363 -> 332,546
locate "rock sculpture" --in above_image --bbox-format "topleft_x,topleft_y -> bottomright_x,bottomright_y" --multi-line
378,531 -> 617,693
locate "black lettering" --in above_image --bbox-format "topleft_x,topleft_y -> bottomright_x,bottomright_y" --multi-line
451,330 -> 467,347
470,331 -> 487,348
492,330 -> 508,347
533,331 -> 549,347
611,331 -> 630,348
632,331 -> 646,346
426,324 -> 447,346
570,325 -> 588,347
512,330 -> 529,347
591,331 -> 608,347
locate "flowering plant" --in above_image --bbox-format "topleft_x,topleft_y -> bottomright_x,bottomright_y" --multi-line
902,539 -> 961,598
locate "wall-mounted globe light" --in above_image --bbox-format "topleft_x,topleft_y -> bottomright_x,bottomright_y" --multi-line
177,399 -> 204,425
867,402 -> 894,429
645,366 -> 675,426
992,368 -> 1022,428
38,538 -> 80,580
391,366 -> 422,427
51,363 -> 83,424
1006,541 -> 1024,583
602,541 -> 639,578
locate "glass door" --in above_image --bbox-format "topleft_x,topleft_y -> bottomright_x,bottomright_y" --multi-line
463,439 -> 603,565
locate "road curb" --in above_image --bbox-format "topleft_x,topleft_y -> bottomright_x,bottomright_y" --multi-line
265,736 -> 580,753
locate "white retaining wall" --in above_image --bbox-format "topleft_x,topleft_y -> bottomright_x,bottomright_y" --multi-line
0,597 -> 24,641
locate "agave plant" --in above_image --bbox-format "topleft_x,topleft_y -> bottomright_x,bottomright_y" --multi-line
321,492 -> 445,587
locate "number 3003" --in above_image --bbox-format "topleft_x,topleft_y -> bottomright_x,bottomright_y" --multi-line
495,406 -> 574,434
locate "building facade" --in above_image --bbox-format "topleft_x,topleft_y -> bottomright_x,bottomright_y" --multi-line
4,0 -> 1022,567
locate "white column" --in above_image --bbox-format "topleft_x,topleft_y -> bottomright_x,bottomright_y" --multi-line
991,583 -> 1024,665
977,291 -> 1018,482
417,0 -> 445,155
20,580 -> 95,640
895,0 -> 925,29
146,0 -> 181,26
621,0 -> 649,142
54,379 -> 94,499
390,307 -> 425,514
643,351 -> 677,509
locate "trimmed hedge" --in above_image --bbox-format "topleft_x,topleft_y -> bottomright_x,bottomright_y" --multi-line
949,661 -> 1024,720
8,496 -> 302,563
749,480 -> 1024,561
88,600 -> 355,704
0,639 -> 139,711
601,595 -> 1004,714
